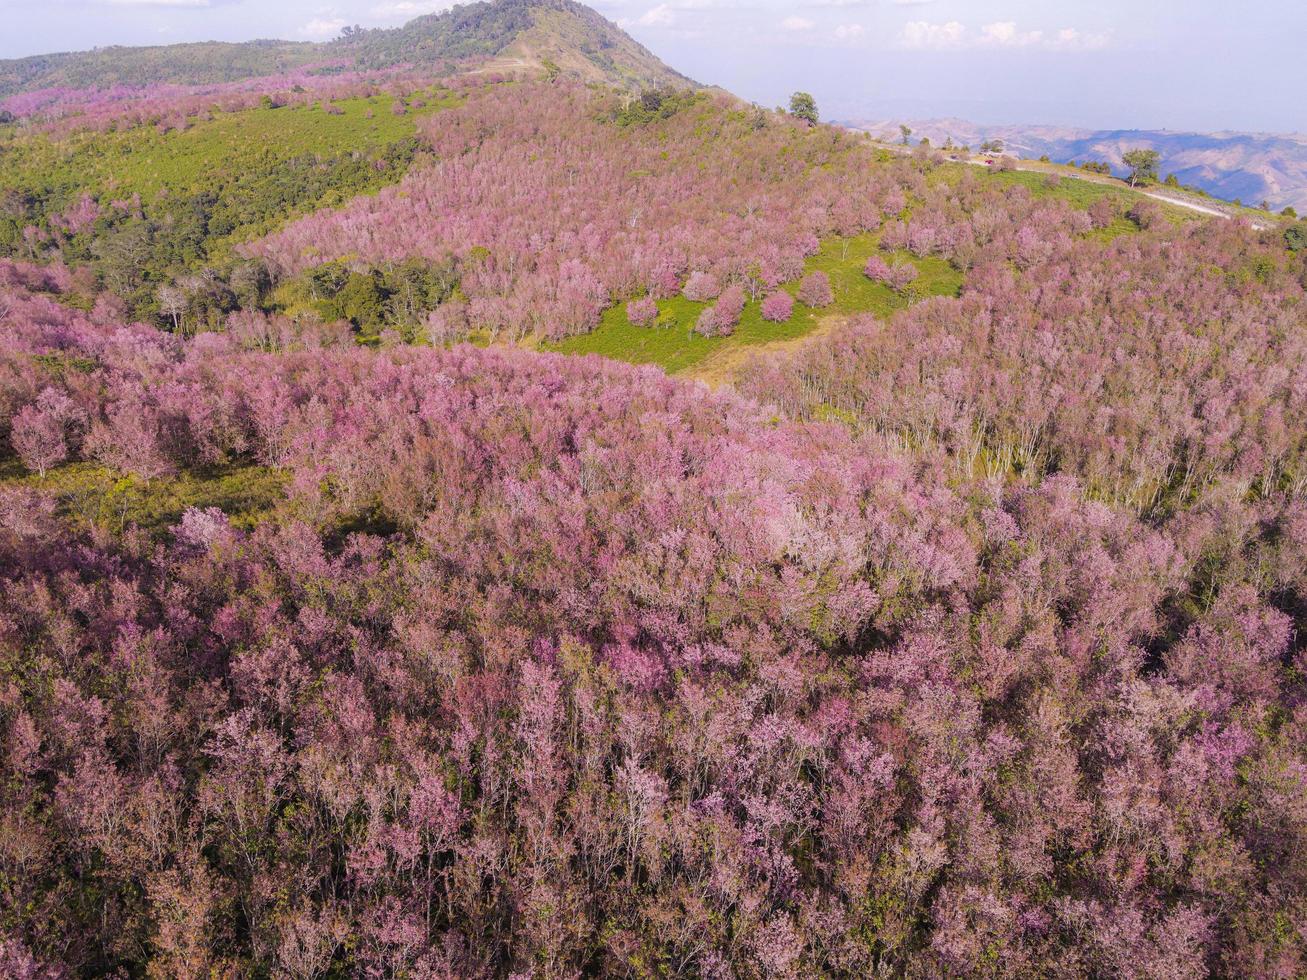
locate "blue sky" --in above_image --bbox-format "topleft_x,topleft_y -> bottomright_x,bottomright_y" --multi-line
4,0 -> 1304,134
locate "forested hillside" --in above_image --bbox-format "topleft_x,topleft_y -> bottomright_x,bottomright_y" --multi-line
0,0 -> 688,102
3,4 -> 1307,976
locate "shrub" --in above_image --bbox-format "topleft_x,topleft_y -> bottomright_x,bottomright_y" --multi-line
863,255 -> 892,283
887,261 -> 919,292
1088,196 -> 1119,230
1127,200 -> 1164,230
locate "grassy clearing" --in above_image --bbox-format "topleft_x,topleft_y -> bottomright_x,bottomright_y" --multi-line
987,167 -> 1143,210
0,459 -> 287,536
548,232 -> 964,374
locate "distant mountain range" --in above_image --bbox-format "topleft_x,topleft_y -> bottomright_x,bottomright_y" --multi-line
845,118 -> 1307,214
0,0 -> 692,98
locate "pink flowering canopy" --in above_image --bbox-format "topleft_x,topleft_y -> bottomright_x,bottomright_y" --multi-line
246,81 -> 896,339
1,67 -> 1307,979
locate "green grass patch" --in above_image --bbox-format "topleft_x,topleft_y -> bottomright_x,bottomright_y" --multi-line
984,167 -> 1140,210
0,88 -> 459,259
1,90 -> 454,202
0,458 -> 288,536
1085,217 -> 1143,244
549,232 -> 963,374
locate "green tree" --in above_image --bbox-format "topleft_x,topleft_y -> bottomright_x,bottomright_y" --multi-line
332,272 -> 388,329
789,92 -> 818,126
899,124 -> 912,146
1123,148 -> 1161,187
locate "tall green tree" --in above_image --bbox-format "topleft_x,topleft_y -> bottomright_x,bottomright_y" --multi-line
1123,148 -> 1161,187
789,91 -> 818,126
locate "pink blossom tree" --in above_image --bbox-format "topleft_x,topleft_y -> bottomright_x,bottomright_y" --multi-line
11,388 -> 83,477
682,271 -> 721,303
760,291 -> 794,322
796,271 -> 833,308
626,296 -> 658,326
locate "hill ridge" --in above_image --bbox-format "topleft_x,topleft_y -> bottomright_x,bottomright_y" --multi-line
0,0 -> 692,98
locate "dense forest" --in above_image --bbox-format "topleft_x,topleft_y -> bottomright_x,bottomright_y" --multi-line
4,3 -> 1307,976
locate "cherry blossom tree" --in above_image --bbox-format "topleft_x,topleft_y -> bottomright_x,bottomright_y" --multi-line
11,388 -> 83,477
626,296 -> 657,326
797,270 -> 833,307
760,291 -> 794,322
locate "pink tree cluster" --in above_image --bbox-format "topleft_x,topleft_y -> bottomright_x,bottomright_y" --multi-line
0,66 -> 454,134
864,254 -> 919,291
865,170 -> 1097,275
1,244 -> 1306,974
744,215 -> 1307,513
5,76 -> 1307,976
695,282 -> 746,337
246,81 -> 900,339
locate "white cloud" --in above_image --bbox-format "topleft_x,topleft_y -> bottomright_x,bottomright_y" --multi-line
105,0 -> 213,7
900,20 -> 1111,51
980,21 -> 1043,47
892,0 -> 936,5
899,20 -> 965,50
834,23 -> 864,40
803,0 -> 867,7
300,16 -> 347,38
1050,27 -> 1111,50
637,3 -> 674,25
371,0 -> 454,19
781,15 -> 815,31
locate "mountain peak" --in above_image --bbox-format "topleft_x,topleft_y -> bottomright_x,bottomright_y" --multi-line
336,0 -> 693,90
0,0 -> 692,99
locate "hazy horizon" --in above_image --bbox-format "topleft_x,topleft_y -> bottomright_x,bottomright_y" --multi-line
5,0 -> 1304,135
